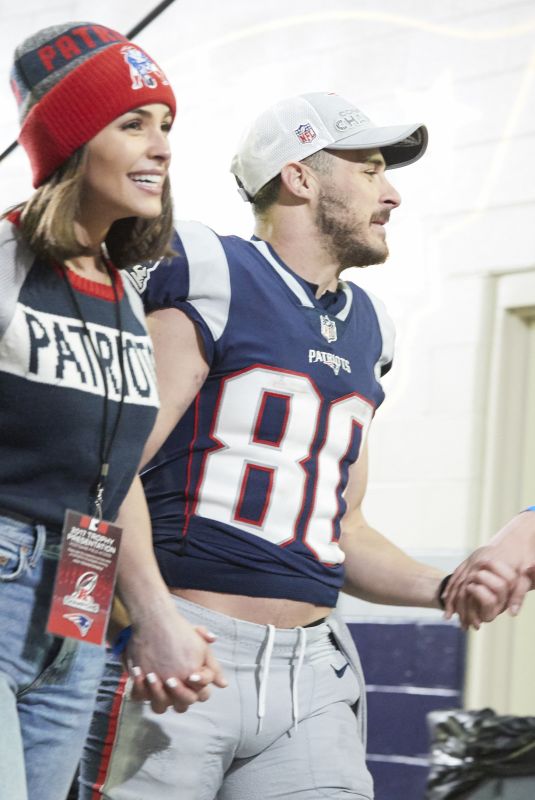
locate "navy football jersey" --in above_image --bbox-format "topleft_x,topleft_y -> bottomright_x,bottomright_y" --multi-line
129,221 -> 394,606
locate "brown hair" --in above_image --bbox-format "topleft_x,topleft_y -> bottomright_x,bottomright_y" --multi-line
4,145 -> 174,269
252,149 -> 333,217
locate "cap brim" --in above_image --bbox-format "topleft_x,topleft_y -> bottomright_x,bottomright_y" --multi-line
327,123 -> 428,168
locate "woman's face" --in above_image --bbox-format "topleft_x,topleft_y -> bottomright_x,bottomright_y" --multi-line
80,103 -> 172,231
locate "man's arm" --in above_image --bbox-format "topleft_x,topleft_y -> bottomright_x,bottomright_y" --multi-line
140,307 -> 210,468
115,475 -> 226,714
114,307 -> 224,712
340,442 -> 444,607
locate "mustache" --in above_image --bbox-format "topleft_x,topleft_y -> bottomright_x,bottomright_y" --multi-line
370,212 -> 390,225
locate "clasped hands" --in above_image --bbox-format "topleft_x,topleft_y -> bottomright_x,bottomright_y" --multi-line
109,599 -> 228,715
443,512 -> 535,630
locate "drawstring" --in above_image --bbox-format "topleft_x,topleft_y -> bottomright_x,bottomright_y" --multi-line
257,624 -> 275,732
291,626 -> 306,730
257,624 -> 308,733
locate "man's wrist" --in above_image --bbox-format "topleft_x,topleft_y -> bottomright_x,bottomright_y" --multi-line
117,580 -> 176,625
437,574 -> 452,609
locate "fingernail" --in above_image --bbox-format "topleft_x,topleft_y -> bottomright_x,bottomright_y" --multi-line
131,665 -> 143,678
206,631 -> 217,641
165,677 -> 179,688
188,673 -> 202,682
510,605 -> 520,616
146,672 -> 158,684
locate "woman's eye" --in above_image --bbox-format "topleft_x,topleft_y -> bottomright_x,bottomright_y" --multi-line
122,119 -> 143,131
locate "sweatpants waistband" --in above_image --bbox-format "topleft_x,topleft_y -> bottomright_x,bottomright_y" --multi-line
170,594 -> 340,730
170,593 -> 335,657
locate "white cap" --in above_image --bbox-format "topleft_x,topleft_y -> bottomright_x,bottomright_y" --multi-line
230,91 -> 428,201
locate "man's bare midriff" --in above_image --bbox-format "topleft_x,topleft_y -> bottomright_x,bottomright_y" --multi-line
170,587 -> 332,629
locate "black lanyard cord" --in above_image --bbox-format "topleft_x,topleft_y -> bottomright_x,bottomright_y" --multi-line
62,256 -> 127,518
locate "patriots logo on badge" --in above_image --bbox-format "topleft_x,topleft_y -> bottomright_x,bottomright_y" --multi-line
295,123 -> 317,144
63,613 -> 93,637
320,315 -> 337,343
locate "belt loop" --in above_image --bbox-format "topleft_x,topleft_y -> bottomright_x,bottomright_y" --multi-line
28,523 -> 46,568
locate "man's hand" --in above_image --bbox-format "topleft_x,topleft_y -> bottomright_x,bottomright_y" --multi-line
125,607 -> 227,714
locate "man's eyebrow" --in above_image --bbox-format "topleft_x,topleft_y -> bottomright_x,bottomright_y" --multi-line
363,155 -> 386,167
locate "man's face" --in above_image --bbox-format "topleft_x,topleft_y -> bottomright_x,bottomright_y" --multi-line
313,148 -> 401,269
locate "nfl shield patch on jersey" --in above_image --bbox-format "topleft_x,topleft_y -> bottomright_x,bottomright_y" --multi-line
320,314 -> 337,343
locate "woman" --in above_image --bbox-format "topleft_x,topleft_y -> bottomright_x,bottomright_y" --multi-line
0,22 -> 221,800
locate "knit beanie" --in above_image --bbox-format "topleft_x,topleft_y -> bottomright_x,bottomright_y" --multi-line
10,22 -> 176,187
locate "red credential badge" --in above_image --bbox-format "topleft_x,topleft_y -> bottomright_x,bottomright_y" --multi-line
46,510 -> 123,645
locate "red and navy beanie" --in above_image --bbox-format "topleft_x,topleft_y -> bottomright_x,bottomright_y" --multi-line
10,22 -> 176,187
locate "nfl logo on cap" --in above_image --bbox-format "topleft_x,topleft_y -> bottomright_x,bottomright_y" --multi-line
295,123 -> 316,144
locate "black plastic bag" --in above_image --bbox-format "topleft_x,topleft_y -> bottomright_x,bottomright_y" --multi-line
426,708 -> 535,799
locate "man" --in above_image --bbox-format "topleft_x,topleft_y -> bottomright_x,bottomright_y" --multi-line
80,92 -> 459,800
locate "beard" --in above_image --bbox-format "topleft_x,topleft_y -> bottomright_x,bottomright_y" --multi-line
315,188 -> 389,269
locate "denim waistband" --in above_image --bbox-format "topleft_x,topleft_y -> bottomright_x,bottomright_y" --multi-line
0,510 -> 62,548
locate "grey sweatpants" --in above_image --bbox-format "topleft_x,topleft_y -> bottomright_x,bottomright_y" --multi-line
79,596 -> 373,800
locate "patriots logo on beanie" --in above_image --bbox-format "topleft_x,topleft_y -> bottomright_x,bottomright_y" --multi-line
10,22 -> 176,187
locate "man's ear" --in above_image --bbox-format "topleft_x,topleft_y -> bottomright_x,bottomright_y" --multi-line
279,161 -> 318,200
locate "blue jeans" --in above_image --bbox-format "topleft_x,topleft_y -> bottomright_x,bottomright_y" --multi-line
0,515 -> 106,800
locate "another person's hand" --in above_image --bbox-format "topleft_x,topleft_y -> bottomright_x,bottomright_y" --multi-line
444,511 -> 535,629
444,552 -> 525,629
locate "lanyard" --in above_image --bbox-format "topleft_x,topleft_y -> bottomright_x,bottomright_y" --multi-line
62,253 -> 127,520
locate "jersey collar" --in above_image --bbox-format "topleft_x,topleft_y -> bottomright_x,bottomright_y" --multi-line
250,238 -> 353,321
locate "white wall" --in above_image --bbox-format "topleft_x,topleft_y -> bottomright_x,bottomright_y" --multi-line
1,0 -> 534,614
